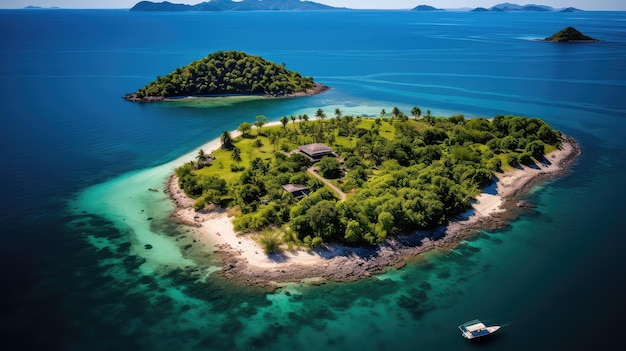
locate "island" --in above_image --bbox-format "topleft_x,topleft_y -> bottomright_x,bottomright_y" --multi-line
165,110 -> 580,285
544,26 -> 599,42
411,5 -> 444,12
124,51 -> 328,102
130,0 -> 345,11
471,3 -> 582,12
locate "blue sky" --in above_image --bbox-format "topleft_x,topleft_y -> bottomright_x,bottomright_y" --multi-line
1,0 -> 624,11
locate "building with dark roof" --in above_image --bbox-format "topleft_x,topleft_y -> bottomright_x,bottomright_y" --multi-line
282,184 -> 310,198
296,143 -> 337,162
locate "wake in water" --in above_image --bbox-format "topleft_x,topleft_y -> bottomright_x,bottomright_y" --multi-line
495,300 -> 548,329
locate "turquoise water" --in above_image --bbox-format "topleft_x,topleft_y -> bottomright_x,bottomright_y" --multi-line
1,9 -> 625,350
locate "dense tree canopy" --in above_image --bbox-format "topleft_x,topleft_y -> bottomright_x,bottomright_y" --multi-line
133,50 -> 317,98
176,111 -> 563,248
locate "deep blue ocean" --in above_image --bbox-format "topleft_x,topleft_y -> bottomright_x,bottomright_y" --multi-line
1,9 -> 625,351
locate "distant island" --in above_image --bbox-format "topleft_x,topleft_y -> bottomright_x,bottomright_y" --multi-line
125,51 -> 327,102
411,5 -> 444,12
471,3 -> 582,12
129,1 -> 588,12
544,26 -> 599,42
130,0 -> 345,11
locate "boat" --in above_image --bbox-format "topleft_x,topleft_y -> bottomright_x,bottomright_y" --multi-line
458,319 -> 500,339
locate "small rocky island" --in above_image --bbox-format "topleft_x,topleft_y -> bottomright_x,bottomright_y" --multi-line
125,50 -> 328,102
544,26 -> 599,42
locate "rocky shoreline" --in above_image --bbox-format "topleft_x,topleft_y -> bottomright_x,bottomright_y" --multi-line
166,136 -> 580,287
124,83 -> 330,103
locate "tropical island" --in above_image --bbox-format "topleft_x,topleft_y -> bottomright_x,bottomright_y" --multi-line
544,26 -> 599,42
124,51 -> 328,102
166,109 -> 580,284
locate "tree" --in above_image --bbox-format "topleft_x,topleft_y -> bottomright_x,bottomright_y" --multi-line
254,115 -> 268,135
411,106 -> 422,120
196,149 -> 208,168
290,115 -> 297,129
237,122 -> 252,136
391,107 -> 401,120
424,110 -> 434,126
303,114 -> 309,123
254,138 -> 264,150
306,200 -> 341,239
269,132 -> 278,151
280,116 -> 289,131
231,147 -> 241,162
317,156 -> 342,179
315,108 -> 326,123
380,109 -> 386,118
221,130 -> 234,150
335,108 -> 342,119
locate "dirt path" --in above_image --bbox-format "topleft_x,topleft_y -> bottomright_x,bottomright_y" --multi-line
307,167 -> 347,201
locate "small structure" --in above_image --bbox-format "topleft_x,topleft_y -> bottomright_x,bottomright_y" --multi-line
296,143 -> 337,162
458,319 -> 501,340
199,156 -> 216,168
282,184 -> 310,198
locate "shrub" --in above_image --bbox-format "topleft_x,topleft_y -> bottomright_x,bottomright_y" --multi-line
259,232 -> 282,254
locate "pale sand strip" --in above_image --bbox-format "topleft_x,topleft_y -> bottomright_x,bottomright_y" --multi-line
167,134 -> 580,284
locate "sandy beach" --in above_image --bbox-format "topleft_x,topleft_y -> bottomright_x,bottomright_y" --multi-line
166,134 -> 580,286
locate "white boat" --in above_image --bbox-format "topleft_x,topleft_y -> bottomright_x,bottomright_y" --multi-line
458,319 -> 500,339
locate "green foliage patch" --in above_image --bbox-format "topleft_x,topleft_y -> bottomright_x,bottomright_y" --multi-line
135,50 -> 316,98
177,110 -> 563,248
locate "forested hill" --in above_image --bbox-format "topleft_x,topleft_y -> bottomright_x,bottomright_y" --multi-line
125,51 -> 324,101
130,0 -> 343,11
544,27 -> 598,42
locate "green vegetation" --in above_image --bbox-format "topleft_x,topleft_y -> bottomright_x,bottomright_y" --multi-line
133,50 -> 317,99
176,109 -> 562,249
545,26 -> 598,42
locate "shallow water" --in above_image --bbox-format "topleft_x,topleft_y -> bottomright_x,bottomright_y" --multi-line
1,9 -> 625,350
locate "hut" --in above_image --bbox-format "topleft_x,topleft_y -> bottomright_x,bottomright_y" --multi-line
296,143 -> 337,162
282,184 -> 310,198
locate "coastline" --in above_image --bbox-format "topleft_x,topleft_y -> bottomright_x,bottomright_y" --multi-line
166,135 -> 581,286
124,83 -> 330,102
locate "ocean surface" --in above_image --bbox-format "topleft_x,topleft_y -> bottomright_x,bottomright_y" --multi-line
1,9 -> 625,351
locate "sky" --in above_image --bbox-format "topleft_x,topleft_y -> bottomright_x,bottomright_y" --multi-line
0,0 -> 623,11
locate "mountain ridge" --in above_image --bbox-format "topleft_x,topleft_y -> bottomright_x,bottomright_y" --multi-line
130,0 -> 345,11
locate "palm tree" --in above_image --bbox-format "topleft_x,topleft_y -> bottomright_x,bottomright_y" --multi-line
290,115 -> 296,129
411,106 -> 422,120
254,115 -> 267,135
254,138 -> 264,150
391,107 -> 401,120
196,149 -> 207,168
380,109 -> 386,118
335,108 -> 342,119
280,116 -> 289,131
303,114 -> 309,123
425,110 -> 434,126
315,108 -> 326,122
269,132 -> 278,151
